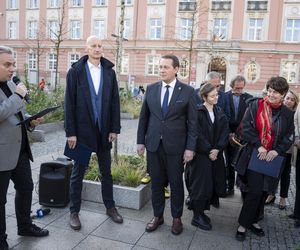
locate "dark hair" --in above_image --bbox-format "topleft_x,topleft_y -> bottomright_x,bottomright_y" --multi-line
161,54 -> 180,69
230,75 -> 246,88
200,83 -> 216,99
266,76 -> 289,95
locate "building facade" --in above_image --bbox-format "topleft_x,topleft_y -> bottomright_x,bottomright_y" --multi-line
0,0 -> 300,94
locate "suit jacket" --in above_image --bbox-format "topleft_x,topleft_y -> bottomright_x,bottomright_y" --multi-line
64,55 -> 121,151
137,80 -> 198,154
224,91 -> 253,132
0,81 -> 32,171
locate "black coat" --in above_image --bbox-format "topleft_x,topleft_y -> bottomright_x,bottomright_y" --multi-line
64,55 -> 121,151
189,105 -> 229,201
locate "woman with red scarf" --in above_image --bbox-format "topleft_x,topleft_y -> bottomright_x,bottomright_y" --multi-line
235,77 -> 294,241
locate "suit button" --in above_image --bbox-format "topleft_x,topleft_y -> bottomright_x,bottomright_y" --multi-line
162,121 -> 165,123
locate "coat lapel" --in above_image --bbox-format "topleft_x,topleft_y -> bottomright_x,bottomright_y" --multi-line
154,82 -> 163,119
81,66 -> 95,123
166,81 -> 182,116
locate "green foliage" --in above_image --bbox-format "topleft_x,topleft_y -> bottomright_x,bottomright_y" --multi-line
84,154 -> 146,187
25,85 -> 64,123
119,88 -> 142,118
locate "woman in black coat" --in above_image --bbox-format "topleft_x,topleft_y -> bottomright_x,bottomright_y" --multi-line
188,83 -> 229,231
235,77 -> 294,241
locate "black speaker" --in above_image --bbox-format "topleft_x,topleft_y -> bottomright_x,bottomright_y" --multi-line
39,159 -> 73,207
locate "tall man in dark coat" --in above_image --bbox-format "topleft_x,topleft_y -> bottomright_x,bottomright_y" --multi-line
137,54 -> 198,235
224,75 -> 252,195
65,36 -> 123,230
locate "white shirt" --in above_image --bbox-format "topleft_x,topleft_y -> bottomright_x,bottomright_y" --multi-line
87,60 -> 101,94
161,79 -> 176,106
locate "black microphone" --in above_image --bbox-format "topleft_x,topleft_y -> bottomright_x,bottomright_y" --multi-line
12,76 -> 31,103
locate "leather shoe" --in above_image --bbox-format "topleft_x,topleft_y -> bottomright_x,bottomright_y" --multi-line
235,229 -> 246,241
172,218 -> 183,235
191,214 -> 212,231
106,207 -> 123,224
145,216 -> 164,232
295,219 -> 300,228
18,224 -> 49,237
249,225 -> 265,237
70,212 -> 81,230
211,199 -> 220,208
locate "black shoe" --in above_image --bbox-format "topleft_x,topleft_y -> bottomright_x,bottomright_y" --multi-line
295,220 -> 300,228
235,229 -> 246,242
191,214 -> 212,231
265,196 -> 275,205
0,238 -> 8,250
288,214 -> 296,220
18,224 -> 49,237
226,189 -> 234,196
202,213 -> 211,224
211,199 -> 220,208
249,225 -> 265,237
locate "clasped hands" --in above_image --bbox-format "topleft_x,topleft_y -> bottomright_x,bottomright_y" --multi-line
257,146 -> 278,161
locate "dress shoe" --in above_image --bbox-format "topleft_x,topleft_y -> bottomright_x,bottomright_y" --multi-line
295,219 -> 300,228
0,238 -> 8,250
249,225 -> 265,237
164,187 -> 171,199
70,212 -> 81,230
141,174 -> 151,184
172,218 -> 183,235
145,216 -> 164,232
265,195 -> 275,205
235,229 -> 246,241
18,224 -> 49,237
106,207 -> 123,224
211,199 -> 220,208
191,214 -> 212,231
202,213 -> 211,223
288,213 -> 296,220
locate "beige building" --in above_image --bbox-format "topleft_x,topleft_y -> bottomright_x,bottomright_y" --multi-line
0,0 -> 300,93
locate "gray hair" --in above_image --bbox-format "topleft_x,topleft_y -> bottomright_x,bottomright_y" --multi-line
205,71 -> 221,82
230,75 -> 246,88
0,46 -> 13,55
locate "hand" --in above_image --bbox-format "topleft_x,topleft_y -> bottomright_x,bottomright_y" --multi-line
183,149 -> 194,163
294,139 -> 300,149
15,83 -> 28,98
30,117 -> 44,127
257,146 -> 267,160
266,150 -> 278,162
209,149 -> 219,161
108,133 -> 117,142
67,136 -> 77,149
137,144 -> 145,156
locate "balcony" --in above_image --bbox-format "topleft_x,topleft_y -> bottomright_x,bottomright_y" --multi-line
247,1 -> 268,11
178,1 -> 197,11
211,1 -> 231,11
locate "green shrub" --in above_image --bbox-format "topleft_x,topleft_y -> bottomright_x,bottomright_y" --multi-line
119,88 -> 142,118
84,154 -> 146,187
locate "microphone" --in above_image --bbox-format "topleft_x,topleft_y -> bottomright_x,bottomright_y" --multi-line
12,76 -> 31,103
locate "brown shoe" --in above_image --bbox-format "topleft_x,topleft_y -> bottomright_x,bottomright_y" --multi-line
70,212 -> 81,230
145,216 -> 164,232
172,218 -> 183,235
106,207 -> 123,224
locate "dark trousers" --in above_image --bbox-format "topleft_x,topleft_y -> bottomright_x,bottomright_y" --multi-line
226,144 -> 235,191
294,151 -> 300,219
0,151 -> 33,240
192,199 -> 208,215
279,153 -> 292,198
238,170 -> 267,228
70,148 -> 114,213
147,143 -> 184,218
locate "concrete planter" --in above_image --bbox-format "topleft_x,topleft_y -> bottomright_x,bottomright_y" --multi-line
82,180 -> 151,210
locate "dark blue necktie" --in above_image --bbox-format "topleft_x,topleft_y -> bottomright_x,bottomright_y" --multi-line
162,85 -> 170,117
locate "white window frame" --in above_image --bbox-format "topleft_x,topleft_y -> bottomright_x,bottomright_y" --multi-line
48,53 -> 57,70
69,53 -> 80,67
71,0 -> 81,7
149,0 -> 164,3
213,18 -> 227,40
49,0 -> 59,8
149,18 -> 162,39
70,20 -> 81,39
28,53 -> 37,70
8,21 -> 17,39
8,0 -> 18,9
28,20 -> 38,39
248,18 -> 263,41
28,0 -> 38,9
121,54 -> 129,75
180,18 -> 192,40
48,20 -> 59,39
124,0 -> 133,5
123,19 -> 130,39
95,0 -> 105,5
93,20 -> 105,39
147,55 -> 160,75
285,19 -> 300,42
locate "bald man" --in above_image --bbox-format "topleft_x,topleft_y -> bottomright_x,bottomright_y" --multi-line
65,36 -> 122,230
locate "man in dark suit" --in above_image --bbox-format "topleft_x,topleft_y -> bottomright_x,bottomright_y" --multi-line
224,75 -> 252,195
65,36 -> 122,230
137,54 -> 198,235
0,46 -> 49,250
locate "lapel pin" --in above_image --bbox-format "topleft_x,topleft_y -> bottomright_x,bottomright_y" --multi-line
178,87 -> 181,90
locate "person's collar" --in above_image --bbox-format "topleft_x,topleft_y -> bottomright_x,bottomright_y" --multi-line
162,78 -> 176,89
87,60 -> 101,69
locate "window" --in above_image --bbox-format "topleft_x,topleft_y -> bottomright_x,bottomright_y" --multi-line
48,53 -> 57,70
124,0 -> 133,5
180,18 -> 192,40
179,59 -> 189,78
248,18 -> 263,41
8,0 -> 18,9
71,0 -> 81,6
28,53 -> 37,70
95,0 -> 105,5
281,61 -> 298,84
213,18 -> 227,40
8,21 -> 17,39
123,19 -> 130,39
150,18 -> 162,39
69,53 -> 80,67
28,0 -> 38,8
147,55 -> 160,75
28,21 -> 38,39
246,61 -> 259,82
70,20 -> 81,39
121,54 -> 129,74
93,20 -> 105,39
285,19 -> 300,42
149,0 -> 164,3
49,0 -> 59,8
48,20 -> 58,39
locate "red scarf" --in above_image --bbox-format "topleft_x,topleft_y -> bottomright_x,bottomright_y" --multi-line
256,97 -> 282,150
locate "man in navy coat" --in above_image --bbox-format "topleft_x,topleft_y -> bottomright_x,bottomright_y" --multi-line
64,36 -> 122,230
